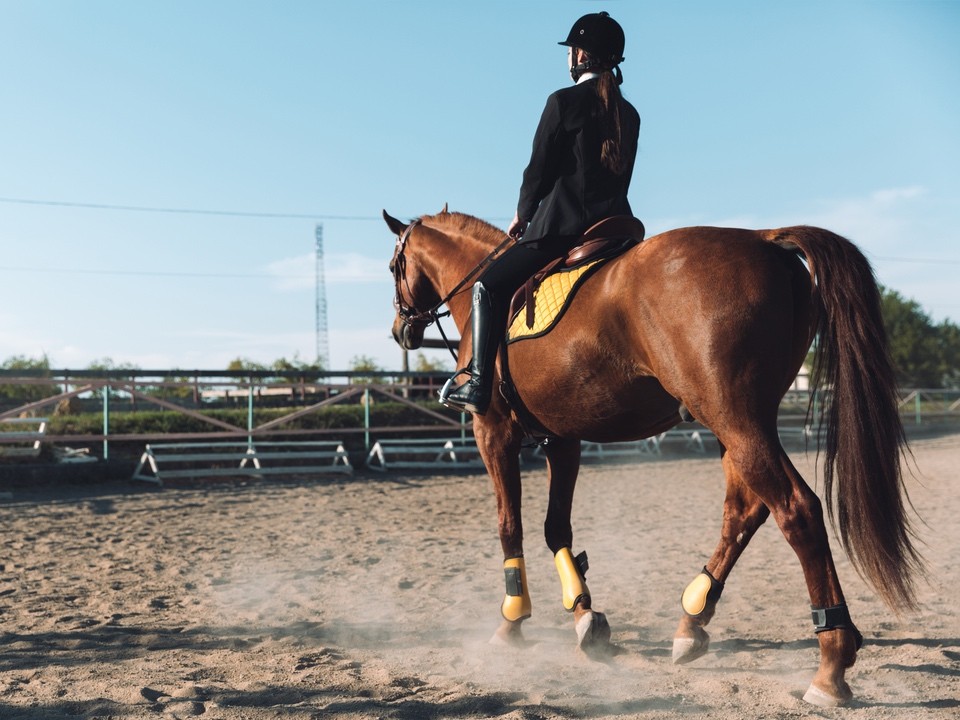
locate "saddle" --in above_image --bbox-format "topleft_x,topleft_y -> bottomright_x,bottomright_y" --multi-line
506,215 -> 645,343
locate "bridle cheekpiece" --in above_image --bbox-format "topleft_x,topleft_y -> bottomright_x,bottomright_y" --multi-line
391,217 -> 515,360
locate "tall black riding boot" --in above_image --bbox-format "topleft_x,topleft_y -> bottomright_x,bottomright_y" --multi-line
440,282 -> 495,415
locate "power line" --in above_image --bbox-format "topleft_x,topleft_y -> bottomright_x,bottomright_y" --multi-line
0,265 -> 311,280
0,195 -> 513,223
872,254 -> 960,266
0,196 -> 382,221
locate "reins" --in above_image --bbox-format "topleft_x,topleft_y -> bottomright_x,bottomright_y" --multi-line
393,218 -> 514,362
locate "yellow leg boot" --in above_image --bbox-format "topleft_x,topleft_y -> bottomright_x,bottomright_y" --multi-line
500,557 -> 532,622
555,548 -> 611,656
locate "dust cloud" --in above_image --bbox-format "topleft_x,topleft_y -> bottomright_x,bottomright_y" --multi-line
1,437 -> 958,718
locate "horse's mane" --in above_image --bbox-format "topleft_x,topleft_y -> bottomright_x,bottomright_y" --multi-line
420,210 -> 505,250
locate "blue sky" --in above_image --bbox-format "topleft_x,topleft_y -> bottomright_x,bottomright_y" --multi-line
1,0 -> 958,371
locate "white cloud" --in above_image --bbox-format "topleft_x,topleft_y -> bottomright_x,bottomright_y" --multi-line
265,252 -> 384,292
871,186 -> 926,204
648,186 -> 957,321
648,185 -> 930,243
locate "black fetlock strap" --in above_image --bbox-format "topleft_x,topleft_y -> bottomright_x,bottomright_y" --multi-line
811,603 -> 864,649
681,566 -> 724,617
700,566 -> 724,602
575,551 -> 589,577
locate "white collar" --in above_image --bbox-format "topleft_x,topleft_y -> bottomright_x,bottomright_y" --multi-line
576,72 -> 600,85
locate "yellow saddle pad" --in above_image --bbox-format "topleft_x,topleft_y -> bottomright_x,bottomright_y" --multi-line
507,259 -> 603,343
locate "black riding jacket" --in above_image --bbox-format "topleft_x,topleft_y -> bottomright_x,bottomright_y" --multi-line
516,77 -> 640,246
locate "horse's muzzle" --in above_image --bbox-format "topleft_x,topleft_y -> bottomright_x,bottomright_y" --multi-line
392,319 -> 424,350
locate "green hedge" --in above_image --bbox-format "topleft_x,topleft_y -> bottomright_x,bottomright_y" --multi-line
46,401 -> 460,436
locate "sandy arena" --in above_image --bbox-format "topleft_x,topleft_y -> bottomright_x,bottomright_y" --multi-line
1,433 -> 958,719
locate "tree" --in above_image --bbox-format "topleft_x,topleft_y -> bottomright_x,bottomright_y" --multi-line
802,286 -> 960,389
413,352 -> 451,373
86,358 -> 141,399
937,321 -> 960,389
0,354 -> 59,406
86,357 -> 136,371
226,357 -> 268,385
270,354 -> 325,383
880,288 -> 947,387
227,357 -> 266,372
348,355 -> 386,384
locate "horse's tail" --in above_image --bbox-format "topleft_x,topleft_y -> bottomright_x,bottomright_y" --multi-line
766,225 -> 922,612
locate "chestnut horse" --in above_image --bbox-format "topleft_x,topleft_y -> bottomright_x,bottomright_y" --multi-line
383,208 -> 921,707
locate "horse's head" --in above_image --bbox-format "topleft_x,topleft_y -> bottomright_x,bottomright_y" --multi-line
383,209 -> 443,350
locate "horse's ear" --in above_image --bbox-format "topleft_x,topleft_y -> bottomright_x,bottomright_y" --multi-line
382,209 -> 407,236
441,203 -> 449,214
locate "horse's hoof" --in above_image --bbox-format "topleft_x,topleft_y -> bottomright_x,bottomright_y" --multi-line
803,682 -> 853,708
575,610 -> 612,658
672,627 -> 710,665
489,619 -> 527,648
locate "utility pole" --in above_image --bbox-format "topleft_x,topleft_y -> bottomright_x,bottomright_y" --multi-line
315,224 -> 330,369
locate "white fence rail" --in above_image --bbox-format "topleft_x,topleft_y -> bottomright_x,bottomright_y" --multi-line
366,437 -> 485,472
132,440 -> 352,485
0,417 -> 48,458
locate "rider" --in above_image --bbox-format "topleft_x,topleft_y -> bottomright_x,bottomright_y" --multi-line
441,11 -> 641,415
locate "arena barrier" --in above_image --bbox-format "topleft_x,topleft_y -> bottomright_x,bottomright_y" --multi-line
132,440 -> 352,485
559,427 -> 805,459
778,425 -> 814,442
655,428 -> 716,454
0,417 -> 48,458
533,431 -> 712,460
365,437 -> 486,472
580,439 -> 659,458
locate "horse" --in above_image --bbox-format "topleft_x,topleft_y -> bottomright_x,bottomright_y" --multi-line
382,208 -> 921,707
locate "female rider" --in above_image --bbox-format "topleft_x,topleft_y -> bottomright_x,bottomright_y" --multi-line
441,11 -> 641,415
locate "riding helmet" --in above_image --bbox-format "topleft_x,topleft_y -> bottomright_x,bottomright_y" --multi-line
558,11 -> 625,64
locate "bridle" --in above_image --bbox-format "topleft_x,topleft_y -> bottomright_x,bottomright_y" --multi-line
392,217 -> 514,361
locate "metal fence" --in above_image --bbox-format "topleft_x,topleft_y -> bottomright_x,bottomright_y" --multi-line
0,369 -> 466,460
1,369 -> 958,461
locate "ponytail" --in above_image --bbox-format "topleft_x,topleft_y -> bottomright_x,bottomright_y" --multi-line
595,69 -> 627,175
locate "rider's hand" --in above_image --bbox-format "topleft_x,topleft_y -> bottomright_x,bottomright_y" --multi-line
507,212 -> 528,239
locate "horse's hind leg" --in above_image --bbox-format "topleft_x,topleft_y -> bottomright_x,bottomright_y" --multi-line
723,434 -> 861,706
673,446 -> 770,664
542,437 -> 612,657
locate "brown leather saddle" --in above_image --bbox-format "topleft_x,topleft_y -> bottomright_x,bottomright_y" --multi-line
509,215 -> 646,331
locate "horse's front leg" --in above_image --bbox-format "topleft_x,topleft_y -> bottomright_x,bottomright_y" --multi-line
543,437 -> 612,657
474,419 -> 531,646
673,448 -> 770,664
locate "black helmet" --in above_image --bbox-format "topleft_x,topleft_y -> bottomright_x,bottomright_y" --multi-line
558,11 -> 625,65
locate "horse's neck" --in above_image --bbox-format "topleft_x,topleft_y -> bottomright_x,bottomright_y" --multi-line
421,223 -> 494,330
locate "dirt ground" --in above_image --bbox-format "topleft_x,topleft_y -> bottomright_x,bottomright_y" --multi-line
1,433 -> 958,719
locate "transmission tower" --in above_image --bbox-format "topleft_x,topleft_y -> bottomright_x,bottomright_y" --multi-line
315,224 -> 330,369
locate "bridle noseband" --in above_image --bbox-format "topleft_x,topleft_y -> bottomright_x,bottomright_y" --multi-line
391,217 -> 514,360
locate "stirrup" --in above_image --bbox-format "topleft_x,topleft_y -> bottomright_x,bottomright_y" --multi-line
438,368 -> 473,408
440,372 -> 490,415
